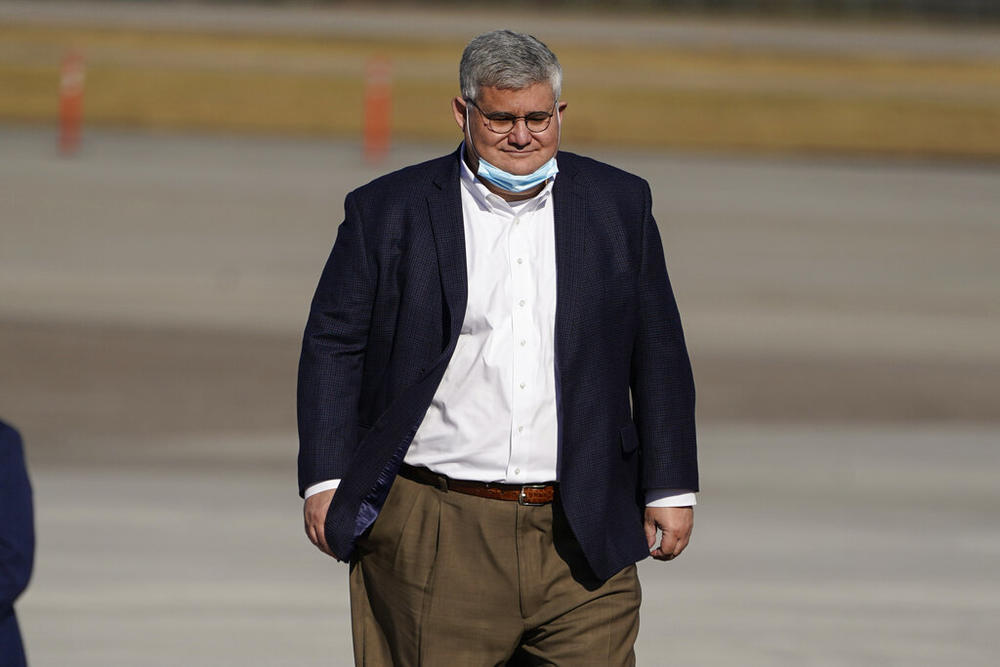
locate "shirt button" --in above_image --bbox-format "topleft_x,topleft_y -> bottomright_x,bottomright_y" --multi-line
520,339 -> 526,346
519,382 -> 526,389
516,257 -> 523,264
514,468 -> 521,475
513,217 -> 520,225
518,426 -> 524,433
519,299 -> 525,307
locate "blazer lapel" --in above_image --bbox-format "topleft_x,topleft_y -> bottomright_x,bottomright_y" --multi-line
427,152 -> 468,349
553,157 -> 587,355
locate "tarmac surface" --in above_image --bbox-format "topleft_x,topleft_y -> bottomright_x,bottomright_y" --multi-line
2,124 -> 999,665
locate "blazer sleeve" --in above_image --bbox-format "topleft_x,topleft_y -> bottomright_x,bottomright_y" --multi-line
0,422 -> 34,608
297,192 -> 376,497
630,182 -> 699,492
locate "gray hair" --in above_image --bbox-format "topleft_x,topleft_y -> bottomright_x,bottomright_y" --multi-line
460,30 -> 562,103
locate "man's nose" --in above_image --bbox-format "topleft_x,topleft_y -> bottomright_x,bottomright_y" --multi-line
507,118 -> 532,147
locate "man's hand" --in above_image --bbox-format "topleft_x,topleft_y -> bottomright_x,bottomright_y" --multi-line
304,489 -> 340,560
644,506 -> 693,561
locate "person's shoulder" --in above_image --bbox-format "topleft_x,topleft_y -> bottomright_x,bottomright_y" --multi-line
0,420 -> 22,446
0,420 -> 25,467
557,151 -> 648,190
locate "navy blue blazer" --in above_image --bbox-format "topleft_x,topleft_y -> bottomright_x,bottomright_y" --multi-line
1,421 -> 33,667
298,148 -> 697,580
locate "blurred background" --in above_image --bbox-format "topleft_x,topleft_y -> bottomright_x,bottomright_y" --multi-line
1,1 -> 998,665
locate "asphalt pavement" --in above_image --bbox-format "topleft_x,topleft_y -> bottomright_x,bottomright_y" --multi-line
2,125 -> 998,665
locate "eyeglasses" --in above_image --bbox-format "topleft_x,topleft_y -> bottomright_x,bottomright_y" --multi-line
465,98 -> 556,134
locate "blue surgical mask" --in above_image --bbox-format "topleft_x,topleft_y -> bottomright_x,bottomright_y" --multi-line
475,154 -> 559,193
465,104 -> 559,193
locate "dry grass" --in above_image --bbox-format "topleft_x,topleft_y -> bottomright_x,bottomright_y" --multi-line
2,23 -> 999,158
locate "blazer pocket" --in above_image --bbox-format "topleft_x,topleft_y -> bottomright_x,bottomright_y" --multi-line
620,421 -> 640,455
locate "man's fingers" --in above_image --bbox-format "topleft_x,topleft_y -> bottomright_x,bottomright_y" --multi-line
644,506 -> 693,562
307,513 -> 333,555
647,514 -> 678,560
306,522 -> 320,548
307,518 -> 339,559
313,527 -> 333,557
672,531 -> 691,558
643,516 -> 658,550
650,528 -> 690,561
303,490 -> 339,559
650,531 -> 678,561
304,508 -> 322,547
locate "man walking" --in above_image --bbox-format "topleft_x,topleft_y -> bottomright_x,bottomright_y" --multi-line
299,30 -> 698,665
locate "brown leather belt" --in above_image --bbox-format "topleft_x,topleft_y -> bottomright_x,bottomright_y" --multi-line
398,463 -> 556,506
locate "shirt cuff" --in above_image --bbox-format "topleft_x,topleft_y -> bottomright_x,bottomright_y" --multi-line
304,479 -> 340,499
645,489 -> 697,507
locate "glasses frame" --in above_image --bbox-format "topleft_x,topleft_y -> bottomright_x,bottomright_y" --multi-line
465,98 -> 557,135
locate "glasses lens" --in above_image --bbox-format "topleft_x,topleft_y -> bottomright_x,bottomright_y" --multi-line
487,118 -> 515,133
525,115 -> 552,133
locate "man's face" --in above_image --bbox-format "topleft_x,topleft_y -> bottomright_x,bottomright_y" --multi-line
453,82 -> 566,177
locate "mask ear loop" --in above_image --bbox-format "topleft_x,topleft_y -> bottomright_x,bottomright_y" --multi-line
554,101 -> 562,148
464,101 -> 484,165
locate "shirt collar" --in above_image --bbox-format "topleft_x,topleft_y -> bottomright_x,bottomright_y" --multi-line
458,142 -> 556,215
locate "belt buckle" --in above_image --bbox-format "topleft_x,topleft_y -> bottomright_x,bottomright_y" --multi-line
518,484 -> 549,506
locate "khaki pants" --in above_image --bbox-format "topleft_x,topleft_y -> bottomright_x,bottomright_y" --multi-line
349,475 -> 641,666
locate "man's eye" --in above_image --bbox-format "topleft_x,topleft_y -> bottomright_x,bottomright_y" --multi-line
489,115 -> 517,122
525,114 -> 550,122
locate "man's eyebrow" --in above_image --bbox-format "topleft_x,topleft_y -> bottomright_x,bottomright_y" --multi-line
487,109 -> 551,117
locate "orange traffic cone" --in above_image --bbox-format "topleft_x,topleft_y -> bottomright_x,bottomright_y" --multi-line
59,50 -> 85,156
363,57 -> 392,164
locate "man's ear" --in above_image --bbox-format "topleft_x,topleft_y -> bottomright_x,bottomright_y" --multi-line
452,96 -> 467,131
557,101 -> 568,121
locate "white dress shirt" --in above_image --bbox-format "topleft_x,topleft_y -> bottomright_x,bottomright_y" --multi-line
305,152 -> 695,508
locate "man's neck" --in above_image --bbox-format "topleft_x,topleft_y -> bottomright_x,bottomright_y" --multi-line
462,145 -> 545,202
